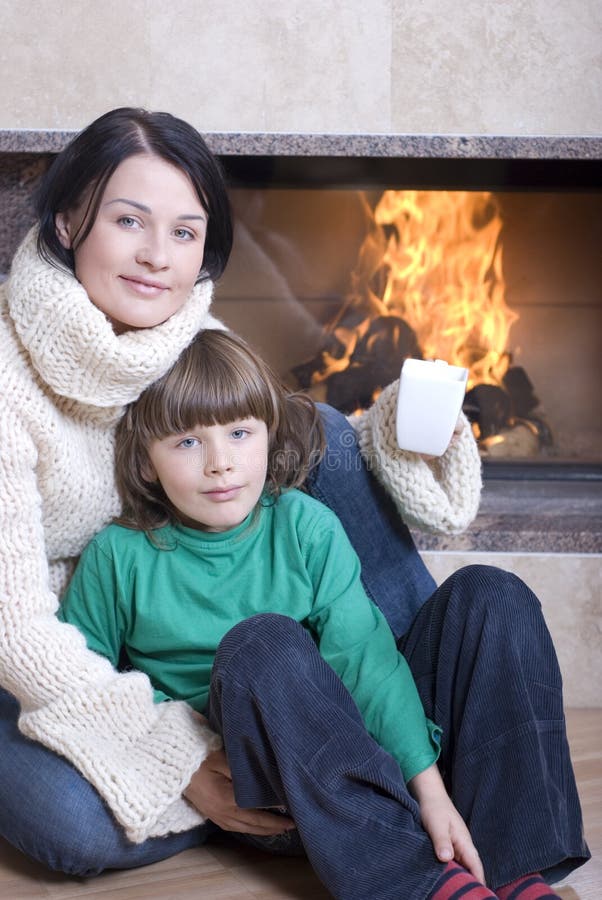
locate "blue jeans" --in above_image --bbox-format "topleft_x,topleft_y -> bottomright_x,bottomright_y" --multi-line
207,613 -> 444,900
398,565 -> 589,890
0,688 -> 213,874
307,404 -> 436,639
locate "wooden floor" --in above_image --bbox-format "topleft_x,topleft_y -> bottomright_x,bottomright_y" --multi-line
0,709 -> 599,899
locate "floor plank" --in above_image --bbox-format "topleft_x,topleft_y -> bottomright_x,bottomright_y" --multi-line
0,709 -> 598,899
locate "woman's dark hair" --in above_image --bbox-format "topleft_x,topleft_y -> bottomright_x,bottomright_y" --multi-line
115,330 -> 326,531
34,107 -> 232,282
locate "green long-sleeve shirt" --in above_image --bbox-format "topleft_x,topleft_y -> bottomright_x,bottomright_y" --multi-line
60,489 -> 440,782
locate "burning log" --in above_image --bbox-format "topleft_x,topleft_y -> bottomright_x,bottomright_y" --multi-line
463,383 -> 512,439
501,366 -> 539,418
482,423 -> 540,458
292,314 -> 421,413
463,366 -> 552,455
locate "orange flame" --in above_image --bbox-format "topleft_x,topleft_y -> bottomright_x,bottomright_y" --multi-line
327,190 -> 518,391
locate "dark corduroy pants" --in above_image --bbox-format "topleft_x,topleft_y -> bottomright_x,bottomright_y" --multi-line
398,565 -> 590,890
207,565 -> 590,899
208,612 -> 445,900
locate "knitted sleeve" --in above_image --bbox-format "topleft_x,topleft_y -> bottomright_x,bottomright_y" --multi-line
0,412 -> 221,843
349,379 -> 482,534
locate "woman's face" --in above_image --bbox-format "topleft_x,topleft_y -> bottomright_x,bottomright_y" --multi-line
55,154 -> 208,333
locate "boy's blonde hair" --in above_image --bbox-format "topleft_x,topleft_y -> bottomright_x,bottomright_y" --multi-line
115,329 -> 325,530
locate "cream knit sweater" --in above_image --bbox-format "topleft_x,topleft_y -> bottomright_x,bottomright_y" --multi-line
0,229 -> 223,843
0,227 -> 481,844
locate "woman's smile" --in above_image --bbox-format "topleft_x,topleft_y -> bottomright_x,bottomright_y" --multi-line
119,274 -> 171,297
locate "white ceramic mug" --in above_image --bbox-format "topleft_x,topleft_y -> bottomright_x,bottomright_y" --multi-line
396,358 -> 468,456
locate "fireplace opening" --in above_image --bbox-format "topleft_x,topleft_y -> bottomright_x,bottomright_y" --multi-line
213,156 -> 602,480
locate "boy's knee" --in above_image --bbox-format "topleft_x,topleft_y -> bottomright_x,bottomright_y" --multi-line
445,564 -> 542,627
215,614 -> 312,676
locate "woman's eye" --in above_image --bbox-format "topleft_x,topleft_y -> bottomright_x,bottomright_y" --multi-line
231,429 -> 248,440
117,215 -> 140,229
174,227 -> 194,241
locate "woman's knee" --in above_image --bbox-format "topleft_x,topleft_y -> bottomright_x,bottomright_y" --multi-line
1,766 -> 203,877
14,820 -> 117,877
0,690 -> 125,876
0,769 -> 121,876
6,815 -> 203,878
316,402 -> 354,444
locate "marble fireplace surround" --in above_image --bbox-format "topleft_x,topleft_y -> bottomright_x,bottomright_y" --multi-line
1,128 -> 601,561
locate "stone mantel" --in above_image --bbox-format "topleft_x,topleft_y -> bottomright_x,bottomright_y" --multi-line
1,130 -> 601,160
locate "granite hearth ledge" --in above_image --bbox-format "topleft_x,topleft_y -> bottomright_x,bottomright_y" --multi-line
1,130 -> 601,159
413,480 -> 602,554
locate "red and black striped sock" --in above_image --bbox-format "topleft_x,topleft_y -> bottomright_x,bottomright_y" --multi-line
496,872 -> 559,899
427,862 -> 497,899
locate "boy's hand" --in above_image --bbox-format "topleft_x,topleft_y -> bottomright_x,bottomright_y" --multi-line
418,790 -> 485,883
184,748 -> 295,835
408,763 -> 485,884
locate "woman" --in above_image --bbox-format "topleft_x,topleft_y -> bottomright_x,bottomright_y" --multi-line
0,108 -> 588,896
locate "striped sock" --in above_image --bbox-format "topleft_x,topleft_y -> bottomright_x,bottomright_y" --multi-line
496,873 -> 559,899
427,862 -> 497,899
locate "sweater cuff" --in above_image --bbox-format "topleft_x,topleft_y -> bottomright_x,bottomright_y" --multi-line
350,379 -> 482,534
19,671 -> 222,843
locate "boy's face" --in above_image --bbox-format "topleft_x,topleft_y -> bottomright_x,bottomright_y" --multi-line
146,418 -> 269,532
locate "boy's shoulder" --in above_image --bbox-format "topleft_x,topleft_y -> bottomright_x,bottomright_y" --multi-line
86,522 -> 166,558
276,488 -> 333,516
273,489 -> 343,535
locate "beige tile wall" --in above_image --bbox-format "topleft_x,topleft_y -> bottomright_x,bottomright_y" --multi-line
421,551 -> 602,708
1,0 -> 600,134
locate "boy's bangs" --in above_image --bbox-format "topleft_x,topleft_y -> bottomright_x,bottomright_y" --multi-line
142,349 -> 276,439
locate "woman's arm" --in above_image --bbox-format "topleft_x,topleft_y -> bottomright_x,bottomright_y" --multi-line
349,379 -> 482,534
0,415 -> 220,843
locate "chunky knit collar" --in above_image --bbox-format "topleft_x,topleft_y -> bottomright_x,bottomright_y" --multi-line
6,227 -> 214,407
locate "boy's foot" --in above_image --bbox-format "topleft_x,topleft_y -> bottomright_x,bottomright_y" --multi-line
428,861 -> 497,899
496,872 -> 559,899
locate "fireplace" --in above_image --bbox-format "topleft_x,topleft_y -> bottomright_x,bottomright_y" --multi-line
211,151 -> 602,479
0,134 -> 600,479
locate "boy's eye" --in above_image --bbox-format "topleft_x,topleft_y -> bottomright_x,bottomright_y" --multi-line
178,437 -> 200,449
